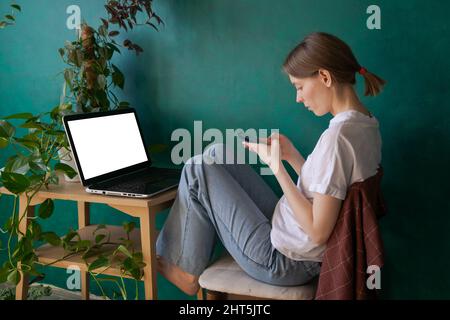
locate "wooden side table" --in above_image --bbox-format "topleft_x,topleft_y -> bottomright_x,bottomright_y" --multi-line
0,176 -> 177,300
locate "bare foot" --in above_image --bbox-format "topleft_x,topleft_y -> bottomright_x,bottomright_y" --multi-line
156,255 -> 200,296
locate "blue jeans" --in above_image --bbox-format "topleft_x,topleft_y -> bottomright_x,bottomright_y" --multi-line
156,143 -> 321,286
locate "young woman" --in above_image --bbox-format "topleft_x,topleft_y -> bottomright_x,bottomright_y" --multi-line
156,32 -> 386,295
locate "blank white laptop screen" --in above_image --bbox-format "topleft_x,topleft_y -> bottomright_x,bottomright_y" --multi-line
66,112 -> 148,180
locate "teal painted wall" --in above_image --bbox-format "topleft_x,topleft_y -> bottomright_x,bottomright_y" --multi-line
1,0 -> 449,299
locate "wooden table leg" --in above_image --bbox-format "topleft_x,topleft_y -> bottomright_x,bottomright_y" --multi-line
77,201 -> 90,300
109,202 -> 173,300
140,208 -> 157,300
15,196 -> 35,300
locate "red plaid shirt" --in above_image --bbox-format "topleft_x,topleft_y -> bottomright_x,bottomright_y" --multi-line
315,167 -> 387,300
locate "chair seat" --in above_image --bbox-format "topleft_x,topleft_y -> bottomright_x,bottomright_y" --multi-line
199,255 -> 318,300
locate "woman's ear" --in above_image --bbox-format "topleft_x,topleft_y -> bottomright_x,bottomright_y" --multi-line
318,69 -> 332,87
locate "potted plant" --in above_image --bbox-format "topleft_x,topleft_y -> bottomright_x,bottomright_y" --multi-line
56,22 -> 131,182
57,1 -> 164,181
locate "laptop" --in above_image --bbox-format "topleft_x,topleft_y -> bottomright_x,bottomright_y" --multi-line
62,108 -> 181,198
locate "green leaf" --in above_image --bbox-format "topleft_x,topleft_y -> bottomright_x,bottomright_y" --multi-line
64,69 -> 75,87
41,232 -> 61,246
29,159 -> 48,173
5,15 -> 15,21
38,199 -> 54,219
100,18 -> 109,29
1,172 -> 30,194
46,129 -> 65,136
0,265 -> 10,283
112,64 -> 125,89
3,112 -> 33,120
106,43 -> 121,54
95,234 -> 106,244
60,103 -> 72,111
5,155 -> 30,174
28,221 -> 42,241
0,120 -> 15,138
122,221 -> 135,234
0,137 -> 8,148
74,49 -> 83,68
88,256 -> 110,272
75,240 -> 91,251
98,47 -> 108,61
115,245 -> 132,258
95,90 -> 110,110
11,4 -> 21,11
19,121 -> 46,130
98,25 -> 107,37
7,270 -> 20,285
13,137 -> 40,151
54,162 -> 77,179
122,258 -> 142,280
50,104 -> 72,121
46,171 -> 59,186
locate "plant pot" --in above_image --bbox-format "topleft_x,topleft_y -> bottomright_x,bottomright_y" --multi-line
57,147 -> 80,183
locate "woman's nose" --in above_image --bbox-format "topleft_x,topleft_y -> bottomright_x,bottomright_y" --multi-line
296,93 -> 304,103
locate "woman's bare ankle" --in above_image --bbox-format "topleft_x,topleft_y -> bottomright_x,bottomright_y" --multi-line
156,256 -> 200,296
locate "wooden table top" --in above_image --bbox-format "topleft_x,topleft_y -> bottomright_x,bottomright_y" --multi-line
0,175 -> 178,208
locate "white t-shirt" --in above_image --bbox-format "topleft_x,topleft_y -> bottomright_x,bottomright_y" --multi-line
270,110 -> 382,262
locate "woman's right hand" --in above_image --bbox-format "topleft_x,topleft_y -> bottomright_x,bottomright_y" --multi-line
259,132 -> 298,162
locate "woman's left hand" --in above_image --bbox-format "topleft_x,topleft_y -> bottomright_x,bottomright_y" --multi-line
242,138 -> 282,174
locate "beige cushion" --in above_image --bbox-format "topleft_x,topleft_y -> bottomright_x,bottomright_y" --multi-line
199,255 -> 318,300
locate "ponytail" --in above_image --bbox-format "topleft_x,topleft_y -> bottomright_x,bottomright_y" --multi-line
359,67 -> 386,96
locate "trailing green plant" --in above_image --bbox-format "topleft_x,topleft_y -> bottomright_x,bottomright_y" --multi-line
0,2 -> 21,29
0,106 -> 79,286
0,109 -> 147,299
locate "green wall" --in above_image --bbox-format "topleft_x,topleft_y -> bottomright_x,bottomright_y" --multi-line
1,0 -> 449,299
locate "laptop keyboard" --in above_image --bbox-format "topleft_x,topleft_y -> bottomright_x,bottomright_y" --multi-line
106,182 -> 146,193
91,167 -> 180,194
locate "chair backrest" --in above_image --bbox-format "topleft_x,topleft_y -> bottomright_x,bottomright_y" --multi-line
315,166 -> 387,300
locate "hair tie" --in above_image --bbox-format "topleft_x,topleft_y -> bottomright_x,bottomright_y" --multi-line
359,67 -> 367,75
